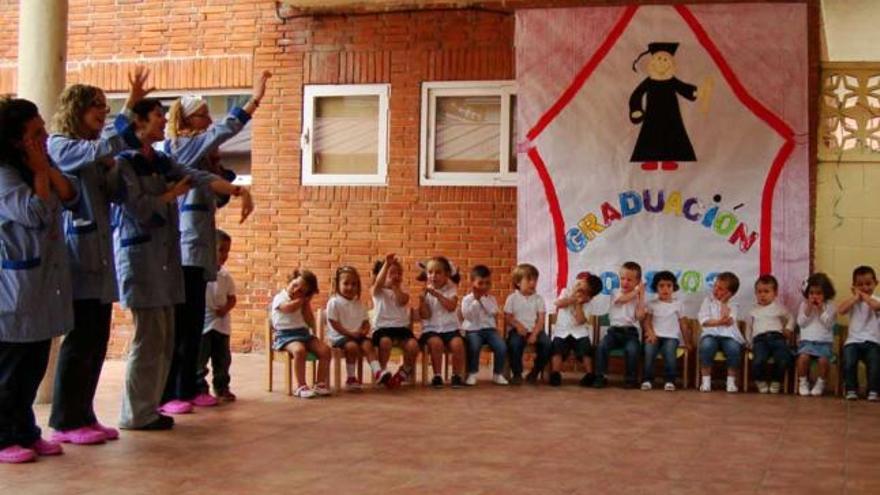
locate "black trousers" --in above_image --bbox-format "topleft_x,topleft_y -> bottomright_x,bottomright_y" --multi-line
196,330 -> 231,394
0,339 -> 51,449
49,300 -> 112,430
163,266 -> 207,403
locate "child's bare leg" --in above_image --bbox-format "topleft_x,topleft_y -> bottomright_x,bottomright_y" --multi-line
427,337 -> 443,375
817,357 -> 830,379
403,338 -> 419,369
551,354 -> 562,373
378,337 -> 392,369
360,339 -> 377,362
582,357 -> 594,374
343,341 -> 360,365
449,337 -> 465,376
796,354 -> 810,378
308,340 -> 331,384
284,342 -> 308,387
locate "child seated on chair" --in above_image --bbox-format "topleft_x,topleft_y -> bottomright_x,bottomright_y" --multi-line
371,253 -> 418,388
550,272 -> 605,387
698,272 -> 744,393
461,265 -> 508,386
504,263 -> 550,385
796,273 -> 837,397
642,270 -> 689,392
837,265 -> 880,401
326,266 -> 385,391
270,269 -> 331,399
748,275 -> 794,394
595,261 -> 646,389
418,256 -> 466,388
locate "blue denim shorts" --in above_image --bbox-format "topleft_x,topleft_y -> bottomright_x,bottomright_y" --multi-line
797,340 -> 832,359
273,328 -> 314,350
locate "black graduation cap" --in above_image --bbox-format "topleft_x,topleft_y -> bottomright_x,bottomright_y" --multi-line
631,42 -> 680,72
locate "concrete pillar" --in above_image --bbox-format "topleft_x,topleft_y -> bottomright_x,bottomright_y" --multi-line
17,0 -> 68,405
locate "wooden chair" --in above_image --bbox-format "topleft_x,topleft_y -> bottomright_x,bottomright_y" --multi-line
266,321 -> 318,395
693,319 -> 747,389
318,308 -> 365,392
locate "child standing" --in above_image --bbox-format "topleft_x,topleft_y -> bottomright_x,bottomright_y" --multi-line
595,261 -> 646,389
418,257 -> 465,388
795,273 -> 837,396
371,254 -> 418,388
326,266 -> 385,390
270,270 -> 331,399
747,275 -> 794,394
837,265 -> 880,401
460,265 -> 508,386
550,272 -> 605,387
697,272 -> 744,393
196,230 -> 237,402
505,263 -> 550,385
642,271 -> 688,391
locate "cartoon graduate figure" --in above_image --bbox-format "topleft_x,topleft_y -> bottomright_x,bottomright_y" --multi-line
629,42 -> 713,171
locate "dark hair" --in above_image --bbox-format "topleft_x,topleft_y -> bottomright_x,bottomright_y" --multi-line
583,273 -> 603,297
131,98 -> 163,121
471,265 -> 491,279
416,256 -> 461,285
333,265 -> 362,299
716,272 -> 740,295
803,272 -> 836,300
288,269 -> 319,297
651,270 -> 679,292
853,265 -> 877,284
511,263 -> 539,290
622,261 -> 642,280
215,229 -> 231,244
0,96 -> 40,184
755,274 -> 779,292
372,257 -> 402,276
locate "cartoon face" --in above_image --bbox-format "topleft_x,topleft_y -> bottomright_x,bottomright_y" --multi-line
648,51 -> 676,80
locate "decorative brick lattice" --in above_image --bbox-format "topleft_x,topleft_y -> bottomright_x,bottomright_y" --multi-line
820,63 -> 880,162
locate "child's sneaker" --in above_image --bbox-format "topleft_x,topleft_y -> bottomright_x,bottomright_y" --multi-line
640,381 -> 652,391
465,374 -> 478,386
509,373 -> 523,385
664,382 -> 676,391
798,377 -> 811,396
345,376 -> 362,391
28,438 -> 63,456
525,370 -> 539,385
450,375 -> 464,388
293,385 -> 315,399
726,378 -> 738,393
431,375 -> 444,388
216,390 -> 237,403
492,373 -> 509,385
579,373 -> 595,387
374,369 -> 392,386
190,393 -> 218,407
313,383 -> 332,397
810,378 -> 825,397
756,381 -> 769,394
0,445 -> 36,464
700,377 -> 712,392
593,375 -> 607,389
868,391 -> 879,402
769,382 -> 782,394
845,390 -> 858,401
387,369 -> 407,389
549,371 -> 562,387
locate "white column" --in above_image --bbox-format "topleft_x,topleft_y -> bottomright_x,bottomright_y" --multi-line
17,0 -> 69,405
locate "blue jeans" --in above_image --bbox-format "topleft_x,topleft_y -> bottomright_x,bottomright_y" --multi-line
751,332 -> 792,382
843,342 -> 880,393
596,327 -> 640,383
507,330 -> 550,376
466,329 -> 506,375
643,337 -> 679,382
699,335 -> 742,370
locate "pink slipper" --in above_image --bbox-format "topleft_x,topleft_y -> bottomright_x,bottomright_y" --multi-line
158,400 -> 194,415
90,422 -> 119,440
28,438 -> 63,456
51,426 -> 106,445
189,393 -> 218,407
0,445 -> 36,464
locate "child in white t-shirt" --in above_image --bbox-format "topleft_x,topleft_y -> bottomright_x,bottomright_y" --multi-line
196,230 -> 237,402
371,253 -> 418,388
748,275 -> 794,395
837,265 -> 880,401
418,257 -> 465,388
460,265 -> 508,386
504,263 -> 549,385
595,261 -> 646,389
642,271 -> 689,392
795,273 -> 837,396
549,272 -> 606,387
697,272 -> 744,393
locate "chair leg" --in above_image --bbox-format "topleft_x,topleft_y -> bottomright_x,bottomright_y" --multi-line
683,352 -> 689,389
421,345 -> 429,385
333,351 -> 342,391
267,351 -> 274,392
742,354 -> 750,393
284,354 -> 293,396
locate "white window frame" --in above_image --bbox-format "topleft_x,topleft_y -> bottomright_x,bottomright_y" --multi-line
300,84 -> 390,186
419,80 -> 517,187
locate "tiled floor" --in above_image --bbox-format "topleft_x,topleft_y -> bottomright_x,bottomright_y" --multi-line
1,354 -> 879,494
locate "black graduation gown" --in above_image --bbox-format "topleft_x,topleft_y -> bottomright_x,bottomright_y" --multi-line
629,77 -> 698,162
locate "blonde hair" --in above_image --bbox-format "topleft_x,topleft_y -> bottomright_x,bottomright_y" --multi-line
51,84 -> 104,138
511,263 -> 539,290
165,98 -> 205,143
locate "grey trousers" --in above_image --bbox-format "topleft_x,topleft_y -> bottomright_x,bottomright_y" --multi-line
119,306 -> 175,429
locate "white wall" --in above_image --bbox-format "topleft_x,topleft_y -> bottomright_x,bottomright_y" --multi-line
822,0 -> 880,61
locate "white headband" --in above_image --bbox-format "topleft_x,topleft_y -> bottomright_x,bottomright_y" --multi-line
180,95 -> 207,118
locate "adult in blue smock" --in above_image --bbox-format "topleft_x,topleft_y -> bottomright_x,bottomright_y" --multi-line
158,71 -> 267,412
0,97 -> 78,464
46,67 -> 153,446
114,98 -> 250,431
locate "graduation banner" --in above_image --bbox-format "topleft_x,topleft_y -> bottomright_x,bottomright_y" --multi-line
515,4 -> 809,312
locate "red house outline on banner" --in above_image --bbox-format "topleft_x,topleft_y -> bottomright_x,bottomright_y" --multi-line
524,5 -> 797,294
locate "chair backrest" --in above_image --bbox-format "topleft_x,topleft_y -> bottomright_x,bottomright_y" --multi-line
316,308 -> 327,341
548,313 -> 557,337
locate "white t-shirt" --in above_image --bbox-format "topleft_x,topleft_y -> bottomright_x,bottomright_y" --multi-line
460,293 -> 499,332
504,291 -> 546,332
845,295 -> 880,345
698,296 -> 744,344
609,289 -> 640,328
204,267 -> 236,335
325,295 -> 369,342
372,287 -> 411,329
796,301 -> 836,343
270,290 -> 308,331
749,301 -> 794,339
553,289 -> 607,340
421,282 -> 460,334
647,298 -> 683,341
